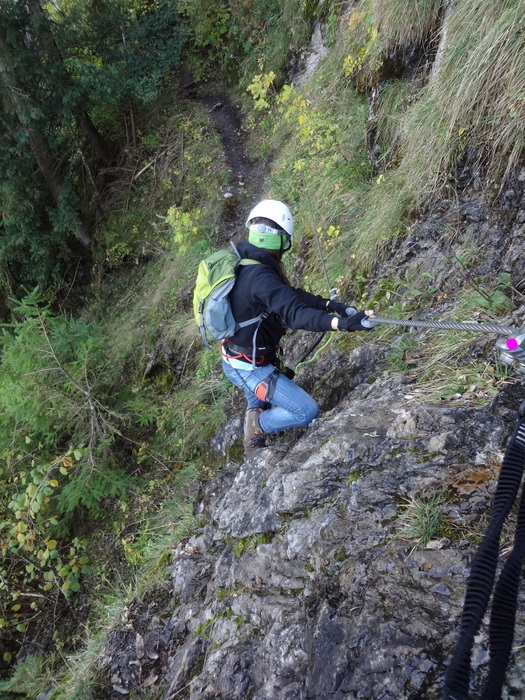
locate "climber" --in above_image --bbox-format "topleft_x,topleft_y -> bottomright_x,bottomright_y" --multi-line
221,198 -> 376,454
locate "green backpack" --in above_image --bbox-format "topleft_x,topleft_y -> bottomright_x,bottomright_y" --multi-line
193,243 -> 262,347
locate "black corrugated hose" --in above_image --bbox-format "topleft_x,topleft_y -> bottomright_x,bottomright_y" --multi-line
443,400 -> 525,700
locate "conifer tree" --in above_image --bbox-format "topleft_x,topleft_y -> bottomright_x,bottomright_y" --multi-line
0,0 -> 184,294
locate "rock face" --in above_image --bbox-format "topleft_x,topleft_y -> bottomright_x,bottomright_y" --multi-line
103,337 -> 525,699
154,365 -> 524,700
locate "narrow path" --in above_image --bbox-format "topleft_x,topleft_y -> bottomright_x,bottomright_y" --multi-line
204,95 -> 267,236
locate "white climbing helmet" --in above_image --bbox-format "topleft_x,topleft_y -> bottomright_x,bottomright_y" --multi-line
245,199 -> 294,240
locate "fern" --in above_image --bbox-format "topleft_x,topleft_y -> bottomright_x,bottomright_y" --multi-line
56,463 -> 134,520
0,290 -> 109,451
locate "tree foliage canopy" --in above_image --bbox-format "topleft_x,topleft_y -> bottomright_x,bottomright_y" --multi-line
0,0 -> 306,302
0,0 -> 185,298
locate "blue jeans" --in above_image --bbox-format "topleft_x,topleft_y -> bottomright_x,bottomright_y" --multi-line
222,359 -> 319,434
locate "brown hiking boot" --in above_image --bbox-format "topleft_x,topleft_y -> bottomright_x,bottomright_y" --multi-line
243,408 -> 266,454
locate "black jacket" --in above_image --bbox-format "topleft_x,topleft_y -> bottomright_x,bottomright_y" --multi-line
228,241 -> 334,356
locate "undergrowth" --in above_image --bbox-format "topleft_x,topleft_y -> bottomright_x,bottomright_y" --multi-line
0,89 -> 231,685
401,0 -> 525,192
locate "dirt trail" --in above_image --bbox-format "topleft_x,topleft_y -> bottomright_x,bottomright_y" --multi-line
204,95 -> 267,236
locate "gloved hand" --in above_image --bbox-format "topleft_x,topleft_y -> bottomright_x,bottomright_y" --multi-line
337,311 -> 377,331
327,300 -> 358,317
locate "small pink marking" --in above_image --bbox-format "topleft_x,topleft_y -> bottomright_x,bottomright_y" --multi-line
507,337 -> 519,351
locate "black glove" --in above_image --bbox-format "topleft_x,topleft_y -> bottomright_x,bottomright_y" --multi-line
337,311 -> 377,331
327,300 -> 358,317
282,366 -> 295,379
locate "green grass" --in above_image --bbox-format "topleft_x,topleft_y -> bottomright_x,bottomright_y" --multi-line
233,532 -> 274,558
47,500 -> 196,699
373,79 -> 414,165
372,0 -> 443,48
0,655 -> 55,697
400,0 -> 525,193
396,491 -> 450,552
399,283 -> 516,399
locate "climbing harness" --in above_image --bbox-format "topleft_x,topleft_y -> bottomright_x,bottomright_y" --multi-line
443,397 -> 525,700
254,369 -> 280,403
222,338 -> 274,366
221,340 -> 284,407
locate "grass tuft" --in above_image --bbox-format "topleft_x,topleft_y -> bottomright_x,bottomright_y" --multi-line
400,0 -> 525,193
396,491 -> 450,552
372,0 -> 443,49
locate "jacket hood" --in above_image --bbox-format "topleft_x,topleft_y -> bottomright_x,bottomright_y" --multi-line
235,241 -> 282,274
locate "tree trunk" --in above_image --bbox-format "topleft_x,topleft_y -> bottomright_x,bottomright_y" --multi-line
77,112 -> 114,168
26,0 -> 114,168
0,40 -> 91,250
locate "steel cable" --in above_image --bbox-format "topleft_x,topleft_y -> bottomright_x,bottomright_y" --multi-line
372,317 -> 521,336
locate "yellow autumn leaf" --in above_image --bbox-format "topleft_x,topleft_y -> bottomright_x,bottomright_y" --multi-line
348,10 -> 366,30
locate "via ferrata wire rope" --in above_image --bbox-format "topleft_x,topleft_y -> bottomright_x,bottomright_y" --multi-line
370,316 -> 520,336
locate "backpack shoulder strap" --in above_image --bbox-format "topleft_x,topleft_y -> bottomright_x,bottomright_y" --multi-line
234,259 -> 264,329
230,241 -> 260,268
227,244 -> 268,360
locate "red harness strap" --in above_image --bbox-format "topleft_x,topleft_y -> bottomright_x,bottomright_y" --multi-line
220,340 -> 266,366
